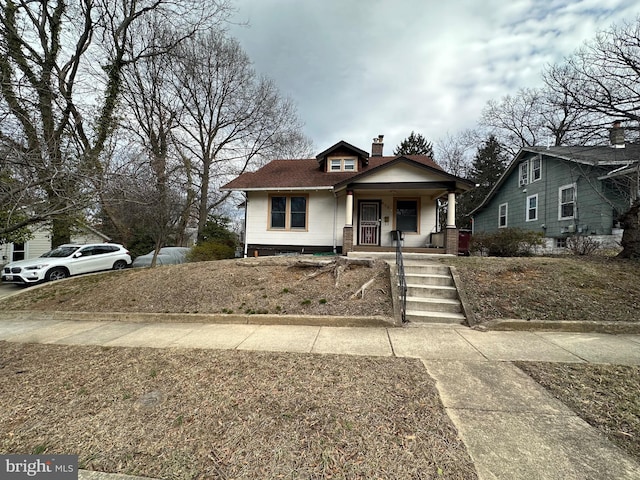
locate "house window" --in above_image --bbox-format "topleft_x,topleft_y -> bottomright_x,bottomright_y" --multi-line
395,199 -> 419,233
519,163 -> 528,186
328,157 -> 357,172
270,196 -> 287,228
526,194 -> 538,222
559,184 -> 576,220
519,156 -> 542,185
498,203 -> 508,228
531,156 -> 542,182
269,195 -> 308,230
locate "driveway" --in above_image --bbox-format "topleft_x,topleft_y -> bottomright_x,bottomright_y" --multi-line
0,282 -> 25,300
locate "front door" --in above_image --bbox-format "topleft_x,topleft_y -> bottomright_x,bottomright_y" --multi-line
359,201 -> 380,245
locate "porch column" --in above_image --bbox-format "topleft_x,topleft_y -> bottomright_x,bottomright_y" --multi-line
446,191 -> 456,228
345,190 -> 354,226
343,190 -> 354,254
445,191 -> 459,255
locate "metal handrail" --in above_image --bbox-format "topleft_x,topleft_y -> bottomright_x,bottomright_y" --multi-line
395,233 -> 408,323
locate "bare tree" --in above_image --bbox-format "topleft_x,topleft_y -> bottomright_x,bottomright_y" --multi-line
543,19 -> 640,128
434,130 -> 477,177
171,30 -> 311,240
114,22 -> 195,260
0,0 -> 229,246
480,87 -> 606,157
100,153 -> 186,263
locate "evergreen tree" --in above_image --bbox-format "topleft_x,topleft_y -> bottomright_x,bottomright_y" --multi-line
456,135 -> 508,228
394,131 -> 435,158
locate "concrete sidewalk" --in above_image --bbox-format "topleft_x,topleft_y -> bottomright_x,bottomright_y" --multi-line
1,316 -> 639,479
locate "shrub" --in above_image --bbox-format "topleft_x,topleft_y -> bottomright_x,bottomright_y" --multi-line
471,228 -> 544,257
566,235 -> 601,256
187,241 -> 235,262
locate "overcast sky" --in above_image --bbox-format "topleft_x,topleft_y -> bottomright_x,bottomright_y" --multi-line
227,0 -> 638,156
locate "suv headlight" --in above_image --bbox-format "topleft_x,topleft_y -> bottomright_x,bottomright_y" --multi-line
25,264 -> 49,270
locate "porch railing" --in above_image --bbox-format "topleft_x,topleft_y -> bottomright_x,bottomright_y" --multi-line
395,232 -> 408,323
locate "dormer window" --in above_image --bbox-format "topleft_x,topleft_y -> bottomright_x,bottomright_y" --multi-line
329,157 -> 357,172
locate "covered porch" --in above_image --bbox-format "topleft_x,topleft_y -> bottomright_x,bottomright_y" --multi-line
337,183 -> 462,255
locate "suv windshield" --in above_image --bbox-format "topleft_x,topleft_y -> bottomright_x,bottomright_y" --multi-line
41,246 -> 80,258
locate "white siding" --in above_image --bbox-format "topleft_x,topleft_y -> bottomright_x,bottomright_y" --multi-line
246,191 -> 338,247
27,228 -> 53,258
360,163 -> 444,183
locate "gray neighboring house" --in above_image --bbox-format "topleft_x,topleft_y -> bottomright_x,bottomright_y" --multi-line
471,128 -> 639,252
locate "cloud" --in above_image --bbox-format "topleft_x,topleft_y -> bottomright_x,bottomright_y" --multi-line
228,0 -> 638,155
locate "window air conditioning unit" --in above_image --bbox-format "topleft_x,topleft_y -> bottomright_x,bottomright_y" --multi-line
567,224 -> 576,233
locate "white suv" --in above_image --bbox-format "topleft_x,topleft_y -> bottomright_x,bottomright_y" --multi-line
1,243 -> 132,285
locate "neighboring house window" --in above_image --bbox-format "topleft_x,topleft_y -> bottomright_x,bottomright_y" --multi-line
269,195 -> 308,230
558,184 -> 576,220
498,203 -> 508,228
526,194 -> 538,222
519,157 -> 542,185
531,156 -> 542,182
395,199 -> 419,233
556,238 -> 567,248
519,163 -> 528,186
328,157 -> 357,172
12,242 -> 25,261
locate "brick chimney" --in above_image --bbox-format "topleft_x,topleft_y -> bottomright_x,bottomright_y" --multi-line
371,135 -> 384,156
609,121 -> 625,148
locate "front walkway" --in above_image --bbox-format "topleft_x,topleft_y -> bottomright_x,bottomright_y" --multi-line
1,317 -> 639,480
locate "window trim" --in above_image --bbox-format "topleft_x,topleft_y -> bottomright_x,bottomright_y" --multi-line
393,197 -> 420,234
328,156 -> 357,172
268,194 -> 309,231
526,194 -> 538,222
519,156 -> 542,186
558,183 -> 576,220
498,202 -> 508,228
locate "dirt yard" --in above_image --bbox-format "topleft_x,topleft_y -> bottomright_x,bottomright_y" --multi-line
1,256 -> 394,319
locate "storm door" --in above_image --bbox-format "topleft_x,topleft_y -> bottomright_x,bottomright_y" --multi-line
359,201 -> 380,245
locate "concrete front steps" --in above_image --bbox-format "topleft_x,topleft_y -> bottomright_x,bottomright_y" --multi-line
346,252 -> 466,325
404,263 -> 466,325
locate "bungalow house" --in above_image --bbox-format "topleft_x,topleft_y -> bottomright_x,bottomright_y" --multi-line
471,125 -> 639,252
221,136 -> 475,256
1,223 -> 111,268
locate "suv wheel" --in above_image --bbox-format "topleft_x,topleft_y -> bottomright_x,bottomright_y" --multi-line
113,260 -> 128,270
46,267 -> 68,281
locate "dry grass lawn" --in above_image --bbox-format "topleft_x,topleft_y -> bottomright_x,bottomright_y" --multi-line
442,256 -> 640,323
0,342 -> 477,479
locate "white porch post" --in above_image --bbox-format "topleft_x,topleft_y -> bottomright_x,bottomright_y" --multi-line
447,191 -> 456,227
345,190 -> 354,226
